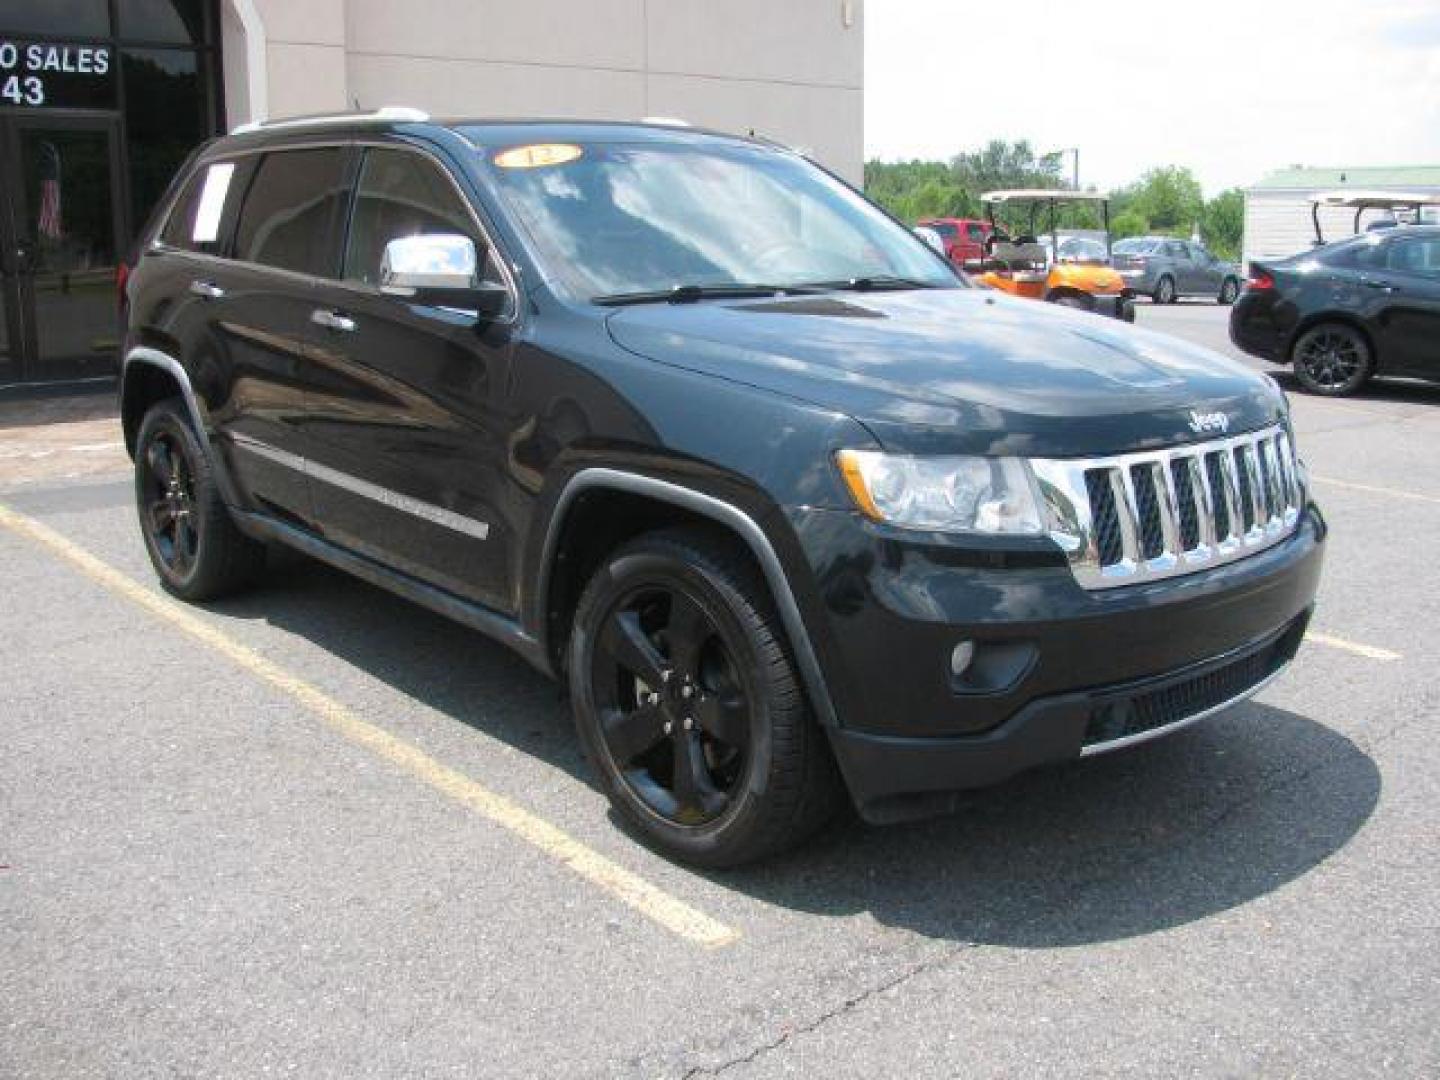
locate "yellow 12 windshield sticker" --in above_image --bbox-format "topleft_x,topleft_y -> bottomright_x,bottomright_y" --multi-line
493,143 -> 584,169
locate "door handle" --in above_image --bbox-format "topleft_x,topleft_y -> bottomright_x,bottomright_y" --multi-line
1361,278 -> 1397,293
310,308 -> 357,333
189,279 -> 225,300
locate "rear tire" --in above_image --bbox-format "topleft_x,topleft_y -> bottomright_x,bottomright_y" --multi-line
1218,277 -> 1240,305
1153,275 -> 1177,304
569,528 -> 840,867
1291,322 -> 1373,396
134,397 -> 265,600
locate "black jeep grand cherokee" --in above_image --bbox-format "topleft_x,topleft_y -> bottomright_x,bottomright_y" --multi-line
121,111 -> 1325,866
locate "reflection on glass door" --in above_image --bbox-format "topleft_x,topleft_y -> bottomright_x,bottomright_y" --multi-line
20,123 -> 122,379
0,118 -> 124,383
0,167 -> 19,384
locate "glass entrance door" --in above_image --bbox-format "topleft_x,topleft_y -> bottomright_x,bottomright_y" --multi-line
0,116 -> 125,384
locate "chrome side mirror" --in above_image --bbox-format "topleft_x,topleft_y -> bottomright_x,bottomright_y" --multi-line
380,233 -> 509,318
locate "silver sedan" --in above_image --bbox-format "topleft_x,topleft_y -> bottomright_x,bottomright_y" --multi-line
1113,237 -> 1243,304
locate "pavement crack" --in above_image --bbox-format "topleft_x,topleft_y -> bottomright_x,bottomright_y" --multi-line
678,942 -> 974,1079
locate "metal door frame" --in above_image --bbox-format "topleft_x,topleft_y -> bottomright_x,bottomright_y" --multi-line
0,110 -> 127,384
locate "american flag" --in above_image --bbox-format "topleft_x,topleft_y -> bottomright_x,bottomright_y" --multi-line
37,141 -> 62,241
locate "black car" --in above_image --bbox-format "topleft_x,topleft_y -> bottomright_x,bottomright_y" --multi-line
1230,226 -> 1440,395
120,111 -> 1325,866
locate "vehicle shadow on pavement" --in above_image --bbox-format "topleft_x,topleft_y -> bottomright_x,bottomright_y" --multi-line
718,706 -> 1379,947
210,554 -> 590,777
216,557 -> 1378,950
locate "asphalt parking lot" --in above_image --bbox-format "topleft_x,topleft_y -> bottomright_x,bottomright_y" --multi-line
3,303 -> 1438,1078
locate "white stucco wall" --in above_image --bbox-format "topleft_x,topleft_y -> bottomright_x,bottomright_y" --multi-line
222,0 -> 864,182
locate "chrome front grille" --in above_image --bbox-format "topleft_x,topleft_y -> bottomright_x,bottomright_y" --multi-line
1031,424 -> 1304,590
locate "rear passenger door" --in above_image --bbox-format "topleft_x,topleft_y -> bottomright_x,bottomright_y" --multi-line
301,143 -> 520,611
197,146 -> 350,523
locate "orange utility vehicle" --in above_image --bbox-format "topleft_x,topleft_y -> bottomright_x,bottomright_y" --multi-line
966,190 -> 1134,322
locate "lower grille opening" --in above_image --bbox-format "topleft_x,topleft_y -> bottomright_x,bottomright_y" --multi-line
1082,620 -> 1303,747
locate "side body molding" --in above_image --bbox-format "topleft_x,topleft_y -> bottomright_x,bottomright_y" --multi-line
539,468 -> 840,728
122,345 -> 244,507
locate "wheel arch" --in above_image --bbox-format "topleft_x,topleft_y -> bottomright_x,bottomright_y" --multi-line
121,347 -> 205,456
122,347 -> 243,505
535,468 -> 839,727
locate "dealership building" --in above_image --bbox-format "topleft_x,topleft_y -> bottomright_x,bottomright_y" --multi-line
0,0 -> 863,386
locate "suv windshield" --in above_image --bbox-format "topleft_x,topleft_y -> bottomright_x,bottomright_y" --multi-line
473,138 -> 958,300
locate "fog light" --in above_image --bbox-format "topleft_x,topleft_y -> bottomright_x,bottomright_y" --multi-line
950,640 -> 976,678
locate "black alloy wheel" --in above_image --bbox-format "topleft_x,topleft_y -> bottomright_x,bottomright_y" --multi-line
134,397 -> 264,599
140,427 -> 201,579
1291,323 -> 1373,397
590,582 -> 749,827
570,529 -> 839,866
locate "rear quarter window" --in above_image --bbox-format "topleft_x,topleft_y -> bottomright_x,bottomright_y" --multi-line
233,148 -> 350,276
160,161 -> 241,255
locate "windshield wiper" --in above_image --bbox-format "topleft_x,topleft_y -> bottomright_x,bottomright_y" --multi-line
593,283 -> 822,306
801,275 -> 941,292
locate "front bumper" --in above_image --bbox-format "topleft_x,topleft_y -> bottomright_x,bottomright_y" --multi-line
788,504 -> 1326,821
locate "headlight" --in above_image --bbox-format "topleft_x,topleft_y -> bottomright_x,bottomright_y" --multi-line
836,449 -> 1044,534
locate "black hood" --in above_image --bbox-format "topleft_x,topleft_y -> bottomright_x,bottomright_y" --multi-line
606,289 -> 1286,457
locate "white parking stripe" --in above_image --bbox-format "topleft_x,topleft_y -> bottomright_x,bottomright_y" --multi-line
1312,475 -> 1440,506
1305,632 -> 1402,662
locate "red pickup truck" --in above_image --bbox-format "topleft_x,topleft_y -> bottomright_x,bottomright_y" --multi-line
916,217 -> 993,266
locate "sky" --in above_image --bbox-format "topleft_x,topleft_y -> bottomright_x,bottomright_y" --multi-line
863,0 -> 1440,196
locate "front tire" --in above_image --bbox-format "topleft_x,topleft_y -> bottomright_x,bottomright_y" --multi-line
1218,277 -> 1239,305
1291,322 -> 1373,396
1153,275 -> 1177,304
569,528 -> 840,867
134,397 -> 265,600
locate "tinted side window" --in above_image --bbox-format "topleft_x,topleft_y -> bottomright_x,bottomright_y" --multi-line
342,148 -> 509,299
1387,237 -> 1440,278
966,222 -> 986,240
160,161 -> 240,254
234,149 -> 348,276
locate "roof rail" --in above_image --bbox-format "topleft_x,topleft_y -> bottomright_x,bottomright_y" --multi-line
231,106 -> 430,136
639,115 -> 691,128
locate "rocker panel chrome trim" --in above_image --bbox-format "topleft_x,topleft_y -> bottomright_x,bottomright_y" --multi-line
229,433 -> 491,541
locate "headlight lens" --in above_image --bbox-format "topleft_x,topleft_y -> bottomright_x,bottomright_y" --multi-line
836,449 -> 1044,534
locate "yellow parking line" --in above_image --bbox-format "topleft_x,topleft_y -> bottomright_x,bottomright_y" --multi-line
0,501 -> 738,949
1311,475 -> 1440,506
1305,632 -> 1402,662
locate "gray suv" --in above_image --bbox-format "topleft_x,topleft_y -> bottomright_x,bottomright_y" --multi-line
1113,237 -> 1242,304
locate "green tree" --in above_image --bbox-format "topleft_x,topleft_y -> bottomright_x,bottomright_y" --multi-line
950,139 -> 1064,194
1125,166 -> 1205,235
864,140 -> 1064,226
1201,188 -> 1244,260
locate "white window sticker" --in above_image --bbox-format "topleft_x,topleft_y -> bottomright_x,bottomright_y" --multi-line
193,162 -> 235,243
